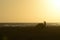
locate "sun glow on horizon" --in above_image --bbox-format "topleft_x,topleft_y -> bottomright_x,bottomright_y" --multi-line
53,0 -> 60,7
0,0 -> 60,23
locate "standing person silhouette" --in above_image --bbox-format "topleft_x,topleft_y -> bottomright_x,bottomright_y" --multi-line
44,21 -> 46,28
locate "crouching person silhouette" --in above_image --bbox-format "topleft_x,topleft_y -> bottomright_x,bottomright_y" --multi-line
36,21 -> 46,30
36,23 -> 44,30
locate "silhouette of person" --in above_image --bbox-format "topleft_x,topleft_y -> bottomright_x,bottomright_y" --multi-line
36,23 -> 44,30
44,21 -> 46,28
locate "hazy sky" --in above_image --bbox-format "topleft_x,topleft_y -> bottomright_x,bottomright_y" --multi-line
0,0 -> 60,23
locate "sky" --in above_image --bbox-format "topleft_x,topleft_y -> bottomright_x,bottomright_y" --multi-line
0,0 -> 60,23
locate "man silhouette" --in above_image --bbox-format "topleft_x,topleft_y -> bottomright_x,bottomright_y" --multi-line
44,21 -> 46,28
36,23 -> 44,30
36,21 -> 46,30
